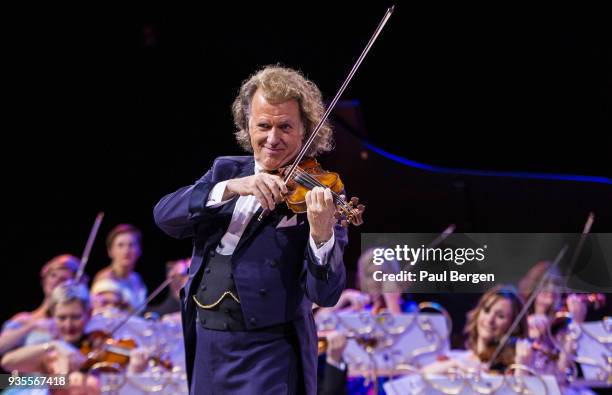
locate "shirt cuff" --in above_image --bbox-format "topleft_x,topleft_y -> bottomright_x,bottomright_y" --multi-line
309,233 -> 335,266
206,181 -> 231,207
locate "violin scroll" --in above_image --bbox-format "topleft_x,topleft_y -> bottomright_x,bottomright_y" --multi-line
335,195 -> 365,227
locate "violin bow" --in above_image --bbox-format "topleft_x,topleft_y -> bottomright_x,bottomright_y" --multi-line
258,5 -> 395,221
406,224 -> 456,268
107,264 -> 189,336
398,224 -> 455,293
561,212 -> 594,293
75,211 -> 105,283
488,211 -> 595,368
487,244 -> 568,369
83,270 -> 184,371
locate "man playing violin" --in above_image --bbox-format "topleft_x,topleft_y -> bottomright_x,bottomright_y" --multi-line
154,65 -> 348,394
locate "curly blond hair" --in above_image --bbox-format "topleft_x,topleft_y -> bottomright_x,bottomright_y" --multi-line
232,65 -> 333,157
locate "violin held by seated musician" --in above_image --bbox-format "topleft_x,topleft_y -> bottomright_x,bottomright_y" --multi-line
421,285 -> 529,375
79,329 -> 172,373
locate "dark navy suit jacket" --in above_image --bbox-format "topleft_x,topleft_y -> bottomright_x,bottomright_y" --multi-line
153,156 -> 347,394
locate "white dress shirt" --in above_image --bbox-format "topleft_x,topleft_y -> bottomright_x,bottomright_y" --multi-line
206,161 -> 335,265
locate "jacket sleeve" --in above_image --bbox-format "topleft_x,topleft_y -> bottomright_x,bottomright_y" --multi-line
153,161 -> 222,239
301,222 -> 348,307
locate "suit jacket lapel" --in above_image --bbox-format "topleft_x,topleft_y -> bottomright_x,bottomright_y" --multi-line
236,157 -> 255,179
221,157 -> 291,253
221,158 -> 255,216
206,158 -> 255,245
233,157 -> 290,253
235,204 -> 291,253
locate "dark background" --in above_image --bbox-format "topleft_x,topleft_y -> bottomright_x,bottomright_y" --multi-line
3,3 -> 611,334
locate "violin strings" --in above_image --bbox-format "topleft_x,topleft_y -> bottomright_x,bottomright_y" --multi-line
288,166 -> 361,224
296,173 -> 352,215
292,168 -> 347,207
292,168 -> 353,215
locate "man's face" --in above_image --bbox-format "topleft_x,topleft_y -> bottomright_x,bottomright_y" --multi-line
248,89 -> 304,171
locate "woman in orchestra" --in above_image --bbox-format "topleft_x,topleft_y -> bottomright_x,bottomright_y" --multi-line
92,224 -> 147,311
89,279 -> 130,316
0,255 -> 79,355
518,261 -> 594,393
421,285 -> 529,374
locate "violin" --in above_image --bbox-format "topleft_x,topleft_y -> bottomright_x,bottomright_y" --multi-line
274,157 -> 365,227
79,330 -> 172,373
478,336 -> 525,373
